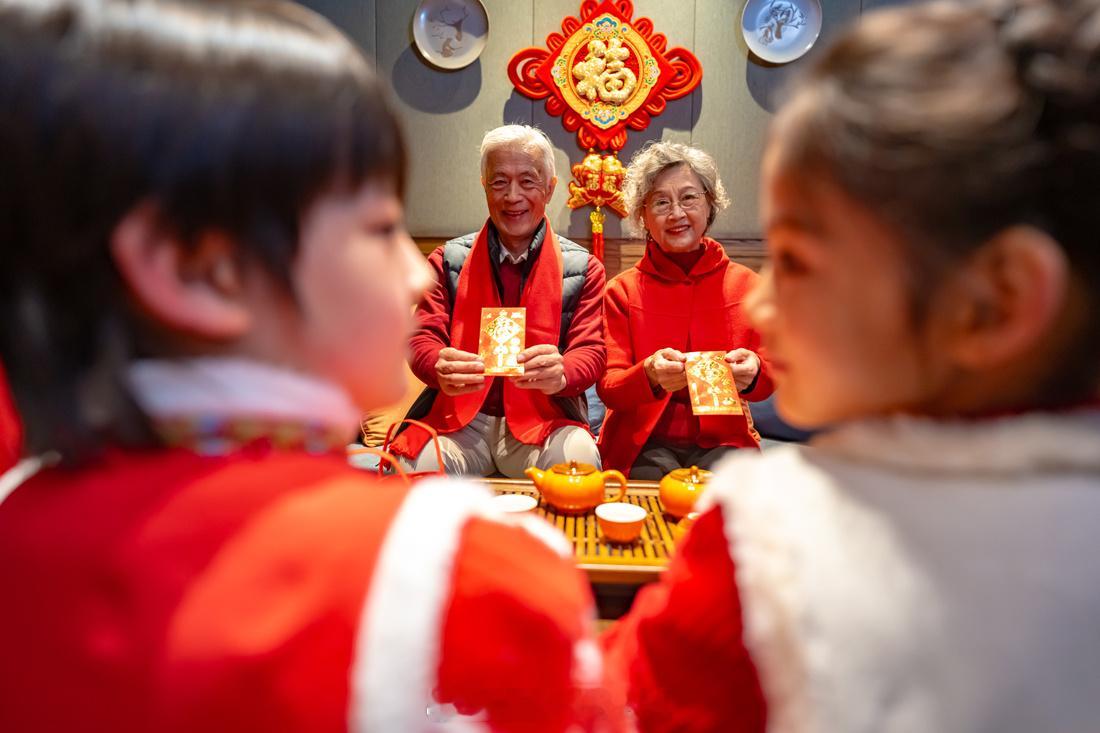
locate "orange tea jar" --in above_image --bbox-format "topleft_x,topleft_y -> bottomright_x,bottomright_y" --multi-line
659,465 -> 712,519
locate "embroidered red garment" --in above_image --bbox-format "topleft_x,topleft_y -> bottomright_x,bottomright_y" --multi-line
391,220 -> 589,459
601,505 -> 767,731
0,447 -> 619,731
597,238 -> 774,473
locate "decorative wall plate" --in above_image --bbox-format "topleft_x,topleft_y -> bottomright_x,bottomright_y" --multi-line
741,0 -> 822,64
412,0 -> 489,70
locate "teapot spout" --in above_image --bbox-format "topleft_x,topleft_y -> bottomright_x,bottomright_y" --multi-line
524,466 -> 546,486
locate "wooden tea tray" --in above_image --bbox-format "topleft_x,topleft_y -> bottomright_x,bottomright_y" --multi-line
485,478 -> 675,584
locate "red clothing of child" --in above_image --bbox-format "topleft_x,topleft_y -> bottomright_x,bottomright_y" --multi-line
0,361 -> 619,733
601,507 -> 767,733
596,238 -> 775,473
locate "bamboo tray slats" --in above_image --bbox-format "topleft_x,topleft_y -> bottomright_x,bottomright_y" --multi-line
486,479 -> 674,584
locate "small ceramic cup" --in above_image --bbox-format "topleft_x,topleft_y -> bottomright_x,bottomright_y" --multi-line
491,493 -> 539,513
595,502 -> 647,543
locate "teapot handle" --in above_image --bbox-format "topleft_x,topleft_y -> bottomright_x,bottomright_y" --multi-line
601,470 -> 627,503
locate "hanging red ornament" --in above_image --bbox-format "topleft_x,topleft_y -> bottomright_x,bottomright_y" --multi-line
566,151 -> 627,262
507,1 -> 702,260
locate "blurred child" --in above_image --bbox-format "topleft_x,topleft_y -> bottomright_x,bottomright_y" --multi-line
604,1 -> 1100,730
0,1 -> 617,730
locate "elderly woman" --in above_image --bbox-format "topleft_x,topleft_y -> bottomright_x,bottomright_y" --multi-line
596,142 -> 774,478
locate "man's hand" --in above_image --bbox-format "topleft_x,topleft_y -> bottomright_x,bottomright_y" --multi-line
515,344 -> 567,395
435,347 -> 485,396
644,348 -> 688,393
725,348 -> 761,393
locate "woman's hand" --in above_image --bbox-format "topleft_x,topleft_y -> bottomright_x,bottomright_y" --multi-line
644,348 -> 688,393
725,348 -> 761,393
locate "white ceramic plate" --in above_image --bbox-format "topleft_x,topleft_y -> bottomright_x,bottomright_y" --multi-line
491,493 -> 538,513
741,0 -> 823,64
412,0 -> 489,71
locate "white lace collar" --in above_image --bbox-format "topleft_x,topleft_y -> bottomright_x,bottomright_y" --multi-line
127,358 -> 360,432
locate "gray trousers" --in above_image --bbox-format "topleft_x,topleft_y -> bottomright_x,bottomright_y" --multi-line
401,412 -> 600,478
628,441 -> 734,480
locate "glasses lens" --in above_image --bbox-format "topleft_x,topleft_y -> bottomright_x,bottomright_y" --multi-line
649,192 -> 703,215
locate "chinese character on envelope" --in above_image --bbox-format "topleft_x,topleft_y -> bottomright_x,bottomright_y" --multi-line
479,307 -> 526,376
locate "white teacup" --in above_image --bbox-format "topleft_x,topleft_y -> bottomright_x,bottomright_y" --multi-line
595,501 -> 647,543
492,493 -> 538,513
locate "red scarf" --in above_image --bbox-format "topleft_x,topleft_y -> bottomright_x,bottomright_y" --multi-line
390,220 -> 586,459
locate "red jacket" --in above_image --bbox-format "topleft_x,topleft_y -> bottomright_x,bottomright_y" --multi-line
0,447 -> 620,731
597,239 -> 774,473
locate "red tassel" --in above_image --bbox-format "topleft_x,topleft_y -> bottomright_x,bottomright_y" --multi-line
589,208 -> 606,263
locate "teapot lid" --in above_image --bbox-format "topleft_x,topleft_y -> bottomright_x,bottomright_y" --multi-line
550,460 -> 598,476
665,465 -> 713,485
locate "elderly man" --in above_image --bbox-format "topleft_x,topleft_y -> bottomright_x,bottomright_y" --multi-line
390,125 -> 606,477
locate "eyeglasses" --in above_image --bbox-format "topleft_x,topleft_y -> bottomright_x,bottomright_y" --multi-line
646,190 -> 706,217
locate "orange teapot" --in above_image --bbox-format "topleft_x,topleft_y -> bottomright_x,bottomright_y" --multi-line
525,461 -> 627,515
659,465 -> 713,519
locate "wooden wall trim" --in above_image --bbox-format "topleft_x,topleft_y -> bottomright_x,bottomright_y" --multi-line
414,236 -> 767,275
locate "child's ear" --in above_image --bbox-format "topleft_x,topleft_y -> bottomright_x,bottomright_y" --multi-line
947,226 -> 1069,369
110,202 -> 251,340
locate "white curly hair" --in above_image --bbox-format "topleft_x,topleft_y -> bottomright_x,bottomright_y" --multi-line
622,141 -> 730,237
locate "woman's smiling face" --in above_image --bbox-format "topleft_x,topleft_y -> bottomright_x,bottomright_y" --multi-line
642,164 -> 712,253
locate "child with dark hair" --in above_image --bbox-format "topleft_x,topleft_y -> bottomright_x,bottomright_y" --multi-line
0,1 -> 617,730
605,1 -> 1100,730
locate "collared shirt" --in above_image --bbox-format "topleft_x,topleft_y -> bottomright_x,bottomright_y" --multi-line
489,220 -> 546,265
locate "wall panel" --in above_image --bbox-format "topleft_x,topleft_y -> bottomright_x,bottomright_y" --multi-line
298,0 -> 913,241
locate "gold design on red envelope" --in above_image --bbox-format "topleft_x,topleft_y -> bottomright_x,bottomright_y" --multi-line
685,351 -> 743,416
479,307 -> 526,376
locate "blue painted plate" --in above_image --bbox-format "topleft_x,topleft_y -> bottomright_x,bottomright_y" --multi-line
741,0 -> 823,64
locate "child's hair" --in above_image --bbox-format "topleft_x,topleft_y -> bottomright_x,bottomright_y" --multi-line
0,0 -> 406,461
771,0 -> 1100,405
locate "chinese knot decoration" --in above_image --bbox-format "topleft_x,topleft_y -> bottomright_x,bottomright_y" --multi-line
508,0 -> 702,261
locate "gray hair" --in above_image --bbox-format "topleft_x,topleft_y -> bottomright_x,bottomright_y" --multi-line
622,141 -> 730,237
479,124 -> 556,183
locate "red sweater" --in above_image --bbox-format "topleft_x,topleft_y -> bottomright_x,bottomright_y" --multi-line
0,447 -> 619,731
597,239 -> 775,473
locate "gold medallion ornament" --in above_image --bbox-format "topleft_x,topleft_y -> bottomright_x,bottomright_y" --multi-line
508,1 -> 702,151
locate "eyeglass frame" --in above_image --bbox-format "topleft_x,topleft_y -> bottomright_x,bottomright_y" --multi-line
643,188 -> 710,217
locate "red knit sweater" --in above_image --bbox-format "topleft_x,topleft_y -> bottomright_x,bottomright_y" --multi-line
596,239 -> 775,473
